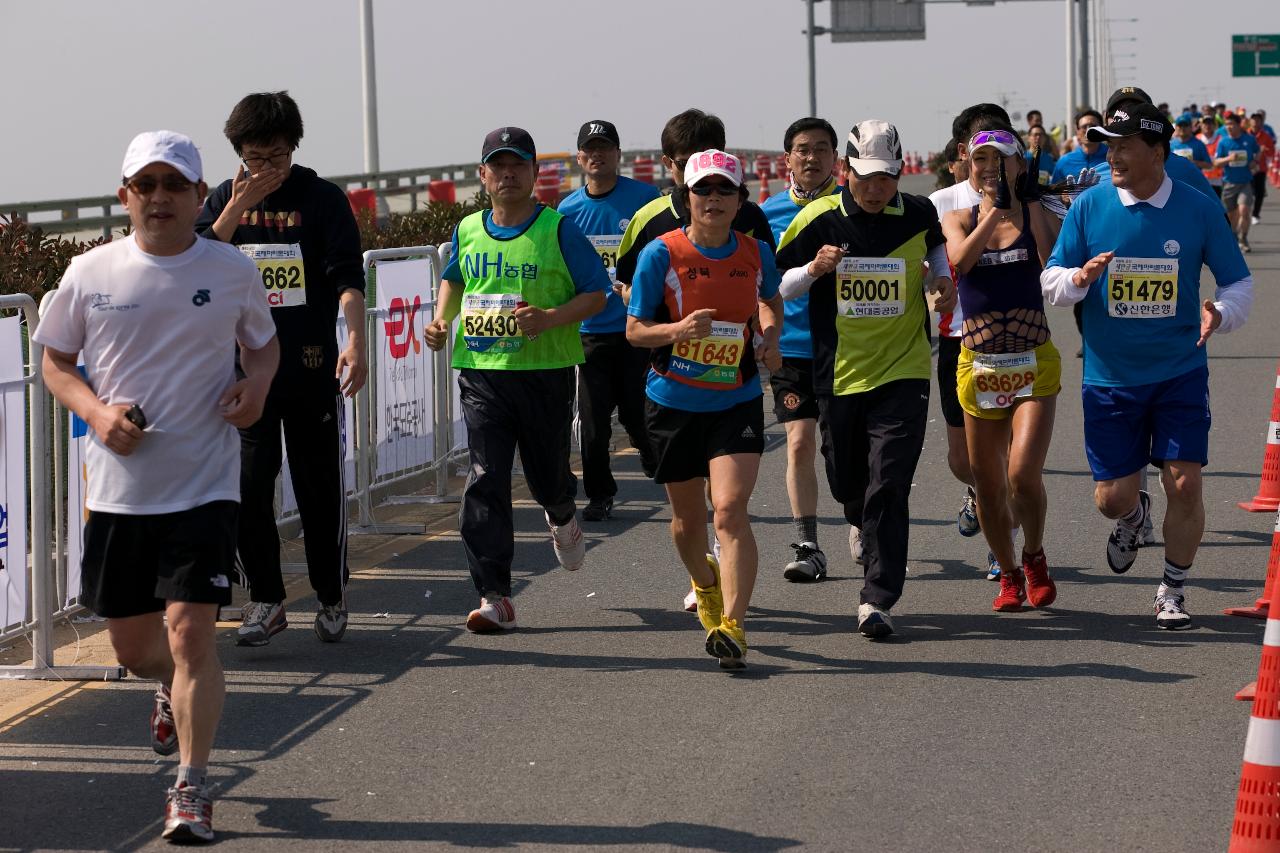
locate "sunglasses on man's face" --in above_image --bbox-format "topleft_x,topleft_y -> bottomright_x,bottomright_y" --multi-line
123,175 -> 195,196
689,182 -> 738,197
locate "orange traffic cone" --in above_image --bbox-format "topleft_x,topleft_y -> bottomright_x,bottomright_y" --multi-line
1229,580 -> 1280,850
1270,155 -> 1280,189
1241,363 -> 1280,513
1228,510 -> 1280,620
757,170 -> 772,204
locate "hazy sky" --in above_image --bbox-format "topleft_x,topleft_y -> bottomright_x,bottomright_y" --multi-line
2,0 -> 1276,202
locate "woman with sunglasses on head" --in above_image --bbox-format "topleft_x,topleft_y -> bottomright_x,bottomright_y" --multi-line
941,127 -> 1063,613
626,150 -> 784,669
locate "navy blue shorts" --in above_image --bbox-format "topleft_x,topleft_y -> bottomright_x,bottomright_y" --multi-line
1082,366 -> 1211,482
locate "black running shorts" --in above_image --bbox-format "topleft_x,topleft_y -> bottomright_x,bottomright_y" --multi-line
936,336 -> 964,429
80,501 -> 238,618
770,357 -> 820,423
644,396 -> 765,484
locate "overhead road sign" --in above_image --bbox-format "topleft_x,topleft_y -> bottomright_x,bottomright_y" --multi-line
1233,34 -> 1280,77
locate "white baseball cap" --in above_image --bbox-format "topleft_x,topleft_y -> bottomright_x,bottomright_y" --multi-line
845,119 -> 904,177
683,149 -> 744,187
121,130 -> 203,182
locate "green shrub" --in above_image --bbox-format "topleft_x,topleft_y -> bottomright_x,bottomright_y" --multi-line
357,190 -> 490,251
0,216 -> 112,301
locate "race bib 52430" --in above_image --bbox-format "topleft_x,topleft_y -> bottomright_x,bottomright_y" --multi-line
1107,257 -> 1178,319
835,257 -> 906,318
239,243 -> 306,308
669,320 -> 745,385
461,293 -> 524,353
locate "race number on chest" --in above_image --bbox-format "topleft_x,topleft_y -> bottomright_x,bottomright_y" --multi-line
669,320 -> 745,385
589,235 -> 622,283
835,257 -> 906,319
461,293 -> 524,354
1107,257 -> 1178,319
239,244 -> 306,308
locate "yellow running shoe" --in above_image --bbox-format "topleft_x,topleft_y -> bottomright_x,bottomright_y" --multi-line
705,615 -> 747,669
693,554 -> 723,633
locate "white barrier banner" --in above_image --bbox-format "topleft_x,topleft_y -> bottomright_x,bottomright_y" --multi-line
374,258 -> 436,478
65,365 -> 89,608
0,317 -> 30,632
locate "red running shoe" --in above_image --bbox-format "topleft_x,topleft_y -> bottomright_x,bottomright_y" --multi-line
992,567 -> 1027,612
1022,549 -> 1057,607
150,684 -> 178,756
162,782 -> 214,843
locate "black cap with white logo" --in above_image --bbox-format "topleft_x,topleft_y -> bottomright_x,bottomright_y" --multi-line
481,127 -> 536,164
577,120 -> 620,149
1105,86 -> 1154,118
1087,102 -> 1173,142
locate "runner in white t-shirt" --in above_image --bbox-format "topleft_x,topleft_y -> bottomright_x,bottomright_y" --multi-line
33,131 -> 278,845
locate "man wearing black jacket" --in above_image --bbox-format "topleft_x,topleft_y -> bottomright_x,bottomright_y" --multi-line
195,91 -> 367,645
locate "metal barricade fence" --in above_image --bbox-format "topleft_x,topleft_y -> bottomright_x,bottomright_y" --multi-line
0,292 -> 122,680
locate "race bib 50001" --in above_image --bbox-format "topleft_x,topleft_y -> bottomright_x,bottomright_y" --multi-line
835,257 -> 906,318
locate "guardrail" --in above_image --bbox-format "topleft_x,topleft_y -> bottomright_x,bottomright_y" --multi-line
0,149 -> 783,239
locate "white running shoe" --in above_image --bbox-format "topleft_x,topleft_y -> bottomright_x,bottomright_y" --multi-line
857,603 -> 894,638
236,601 -> 287,647
466,595 -> 517,632
1106,491 -> 1150,574
849,526 -> 865,567
547,511 -> 586,571
682,587 -> 698,612
783,542 -> 828,582
1155,587 -> 1192,630
162,783 -> 214,843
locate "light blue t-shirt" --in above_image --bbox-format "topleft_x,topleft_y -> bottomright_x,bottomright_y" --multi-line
1215,133 -> 1260,185
556,175 -> 661,333
1051,144 -> 1109,183
628,230 -> 781,412
760,180 -> 840,359
1093,148 -> 1218,201
1046,180 -> 1250,388
442,206 -> 611,300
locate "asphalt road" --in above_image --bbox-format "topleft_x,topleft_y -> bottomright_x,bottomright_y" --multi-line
2,186 -> 1278,852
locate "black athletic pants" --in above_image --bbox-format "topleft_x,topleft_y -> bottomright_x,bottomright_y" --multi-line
578,332 -> 656,498
816,378 -> 929,610
1253,171 -> 1268,218
458,367 -> 578,597
237,378 -> 349,607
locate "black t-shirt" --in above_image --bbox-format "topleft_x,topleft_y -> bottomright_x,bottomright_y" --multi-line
196,165 -> 364,388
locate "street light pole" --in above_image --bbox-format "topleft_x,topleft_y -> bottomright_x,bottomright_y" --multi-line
1066,0 -> 1076,130
359,0 -> 380,173
808,0 -> 818,116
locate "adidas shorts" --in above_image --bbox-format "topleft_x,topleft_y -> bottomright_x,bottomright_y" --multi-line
80,500 -> 238,618
644,395 -> 765,484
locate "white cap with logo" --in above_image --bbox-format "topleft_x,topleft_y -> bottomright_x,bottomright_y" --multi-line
121,130 -> 203,182
845,119 -> 904,177
683,149 -> 744,188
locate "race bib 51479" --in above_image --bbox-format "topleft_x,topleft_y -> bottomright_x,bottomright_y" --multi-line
1107,257 -> 1178,319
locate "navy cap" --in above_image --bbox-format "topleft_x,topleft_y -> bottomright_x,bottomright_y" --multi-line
481,127 -> 535,164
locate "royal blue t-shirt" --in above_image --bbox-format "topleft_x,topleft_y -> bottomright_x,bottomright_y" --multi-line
442,206 -> 610,300
628,230 -> 781,412
557,176 -> 661,333
1170,136 -> 1210,166
1215,133 -> 1260,185
1092,148 -> 1218,201
1026,150 -> 1058,185
1047,179 -> 1250,388
760,181 -> 840,359
1051,144 -> 1109,183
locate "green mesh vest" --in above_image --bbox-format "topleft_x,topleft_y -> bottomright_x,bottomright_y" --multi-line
450,207 -> 584,371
